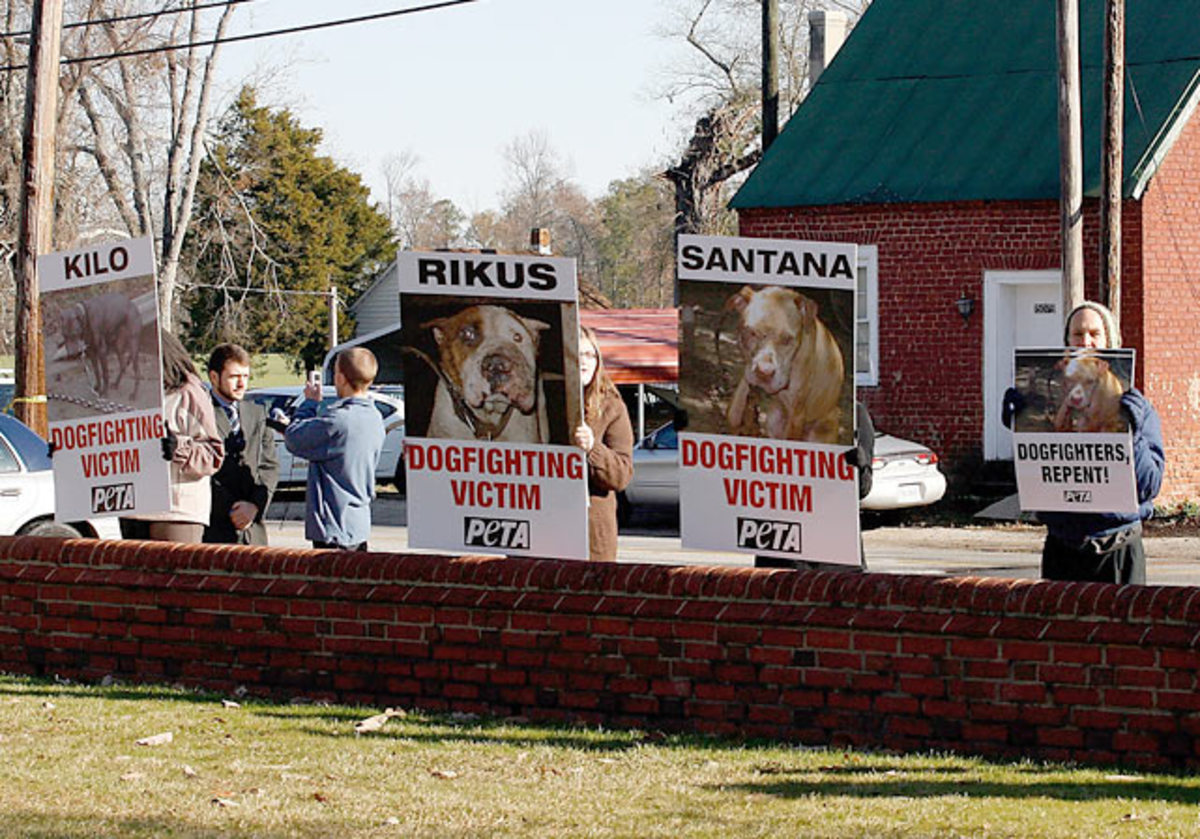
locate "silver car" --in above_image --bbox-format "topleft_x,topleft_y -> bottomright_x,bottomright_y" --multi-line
244,386 -> 406,488
619,422 -> 947,522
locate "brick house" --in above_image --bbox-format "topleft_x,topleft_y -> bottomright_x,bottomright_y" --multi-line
731,0 -> 1200,503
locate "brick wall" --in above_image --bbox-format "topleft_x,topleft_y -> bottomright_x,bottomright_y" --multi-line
5,537 -> 1200,769
1140,111 -> 1200,503
738,189 -> 1193,503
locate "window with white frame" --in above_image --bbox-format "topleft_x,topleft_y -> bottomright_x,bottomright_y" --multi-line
855,245 -> 879,386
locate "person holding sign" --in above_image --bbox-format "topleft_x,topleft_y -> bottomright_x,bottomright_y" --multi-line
573,327 -> 633,561
122,332 -> 225,543
1003,301 -> 1164,584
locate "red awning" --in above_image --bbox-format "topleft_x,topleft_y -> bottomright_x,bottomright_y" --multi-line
580,308 -> 677,386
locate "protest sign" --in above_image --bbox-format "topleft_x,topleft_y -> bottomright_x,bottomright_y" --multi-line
39,236 -> 169,520
1010,347 -> 1137,513
397,251 -> 588,559
677,234 -> 860,563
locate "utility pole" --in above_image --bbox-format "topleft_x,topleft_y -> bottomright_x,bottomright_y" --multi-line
14,0 -> 64,437
1099,0 -> 1124,332
328,285 -> 339,350
762,0 -> 779,151
1056,0 -> 1085,316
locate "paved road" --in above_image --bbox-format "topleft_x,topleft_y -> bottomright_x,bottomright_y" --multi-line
263,492 -> 1200,585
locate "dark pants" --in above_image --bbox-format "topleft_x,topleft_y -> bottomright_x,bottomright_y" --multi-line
754,536 -> 866,572
312,540 -> 368,552
1042,529 -> 1145,585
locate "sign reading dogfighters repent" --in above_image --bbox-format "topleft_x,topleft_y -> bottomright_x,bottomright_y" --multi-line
1010,348 -> 1137,513
677,234 -> 860,564
397,251 -> 589,560
38,236 -> 170,521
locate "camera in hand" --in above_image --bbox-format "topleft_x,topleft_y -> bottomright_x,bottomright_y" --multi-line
266,407 -> 291,432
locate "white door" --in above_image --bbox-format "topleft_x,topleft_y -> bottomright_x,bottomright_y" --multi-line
983,272 -> 1063,459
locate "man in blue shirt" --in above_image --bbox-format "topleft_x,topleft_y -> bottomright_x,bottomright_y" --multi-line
285,348 -> 385,550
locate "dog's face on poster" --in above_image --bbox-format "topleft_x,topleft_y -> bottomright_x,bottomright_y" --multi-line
428,304 -> 549,415
727,286 -> 815,395
1054,355 -> 1124,433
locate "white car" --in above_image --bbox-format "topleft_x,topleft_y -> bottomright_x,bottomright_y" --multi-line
244,386 -> 406,488
0,414 -> 121,538
618,422 -> 947,521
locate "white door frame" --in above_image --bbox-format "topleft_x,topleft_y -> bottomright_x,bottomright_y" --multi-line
982,270 -> 1062,459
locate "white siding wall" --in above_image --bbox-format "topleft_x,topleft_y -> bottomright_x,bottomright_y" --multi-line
351,261 -> 400,337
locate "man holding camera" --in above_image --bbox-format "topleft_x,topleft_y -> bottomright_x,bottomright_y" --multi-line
284,348 -> 385,551
204,343 -> 279,545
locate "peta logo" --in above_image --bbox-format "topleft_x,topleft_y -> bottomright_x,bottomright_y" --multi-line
736,517 -> 801,554
1062,489 -> 1093,504
464,516 -> 531,550
91,482 -> 135,514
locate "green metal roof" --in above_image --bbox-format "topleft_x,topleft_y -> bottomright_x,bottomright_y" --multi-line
732,0 -> 1200,209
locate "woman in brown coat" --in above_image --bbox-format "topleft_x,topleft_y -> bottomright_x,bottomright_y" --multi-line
574,327 -> 634,561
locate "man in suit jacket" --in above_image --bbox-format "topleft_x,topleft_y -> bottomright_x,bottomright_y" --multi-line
203,343 -> 279,545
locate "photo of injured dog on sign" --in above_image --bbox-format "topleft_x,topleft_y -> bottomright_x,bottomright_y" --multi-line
1010,348 -> 1133,434
42,274 -> 162,421
400,296 -> 579,444
396,250 -> 590,561
1009,347 -> 1138,514
678,278 -> 855,445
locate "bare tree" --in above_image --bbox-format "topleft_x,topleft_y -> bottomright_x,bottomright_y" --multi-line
381,151 -> 465,250
46,0 -> 239,330
660,0 -> 870,238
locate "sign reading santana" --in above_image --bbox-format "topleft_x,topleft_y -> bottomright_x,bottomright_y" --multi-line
676,234 -> 861,565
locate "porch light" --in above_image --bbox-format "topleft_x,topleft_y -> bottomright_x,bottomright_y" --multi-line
955,294 -> 975,323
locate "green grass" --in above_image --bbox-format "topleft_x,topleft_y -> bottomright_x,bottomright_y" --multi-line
1,676 -> 1198,837
249,353 -> 306,388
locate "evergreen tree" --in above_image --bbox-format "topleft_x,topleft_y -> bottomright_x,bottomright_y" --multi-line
184,87 -> 395,368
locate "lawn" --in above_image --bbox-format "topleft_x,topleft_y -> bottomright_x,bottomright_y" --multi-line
1,676 -> 1198,838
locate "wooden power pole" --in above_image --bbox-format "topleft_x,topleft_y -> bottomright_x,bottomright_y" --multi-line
1100,0 -> 1124,331
762,0 -> 779,151
14,0 -> 64,436
1056,0 -> 1085,316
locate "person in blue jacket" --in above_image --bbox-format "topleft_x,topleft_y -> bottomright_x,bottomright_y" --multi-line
284,348 -> 385,551
1003,301 -> 1164,584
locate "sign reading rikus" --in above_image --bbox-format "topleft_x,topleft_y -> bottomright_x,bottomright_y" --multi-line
39,236 -> 170,521
676,234 -> 861,564
400,252 -> 574,301
396,251 -> 588,560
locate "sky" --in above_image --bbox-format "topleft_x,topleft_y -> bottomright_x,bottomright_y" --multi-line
216,0 -> 692,215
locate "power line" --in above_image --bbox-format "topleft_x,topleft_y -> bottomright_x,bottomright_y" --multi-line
0,0 -> 478,73
0,0 -> 250,40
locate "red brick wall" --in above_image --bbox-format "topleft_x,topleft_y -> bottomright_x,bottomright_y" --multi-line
5,537 -> 1200,769
1139,111 -> 1200,502
738,193 -> 1194,502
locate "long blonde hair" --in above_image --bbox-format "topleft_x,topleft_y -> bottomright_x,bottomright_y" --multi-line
581,325 -> 617,420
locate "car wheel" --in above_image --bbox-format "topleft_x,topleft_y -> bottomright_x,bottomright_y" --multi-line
19,519 -> 84,538
393,463 -> 407,496
616,492 -> 632,527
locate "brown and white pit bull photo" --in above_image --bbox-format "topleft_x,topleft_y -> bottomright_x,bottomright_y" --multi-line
423,304 -> 551,443
1053,354 -> 1126,433
724,285 -> 845,442
59,291 -> 142,399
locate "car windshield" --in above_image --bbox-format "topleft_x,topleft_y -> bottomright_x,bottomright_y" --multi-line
649,423 -> 677,450
0,414 -> 48,471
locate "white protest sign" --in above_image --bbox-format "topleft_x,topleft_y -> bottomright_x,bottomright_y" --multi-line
39,236 -> 170,521
1010,348 -> 1138,513
397,251 -> 589,560
677,234 -> 860,564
